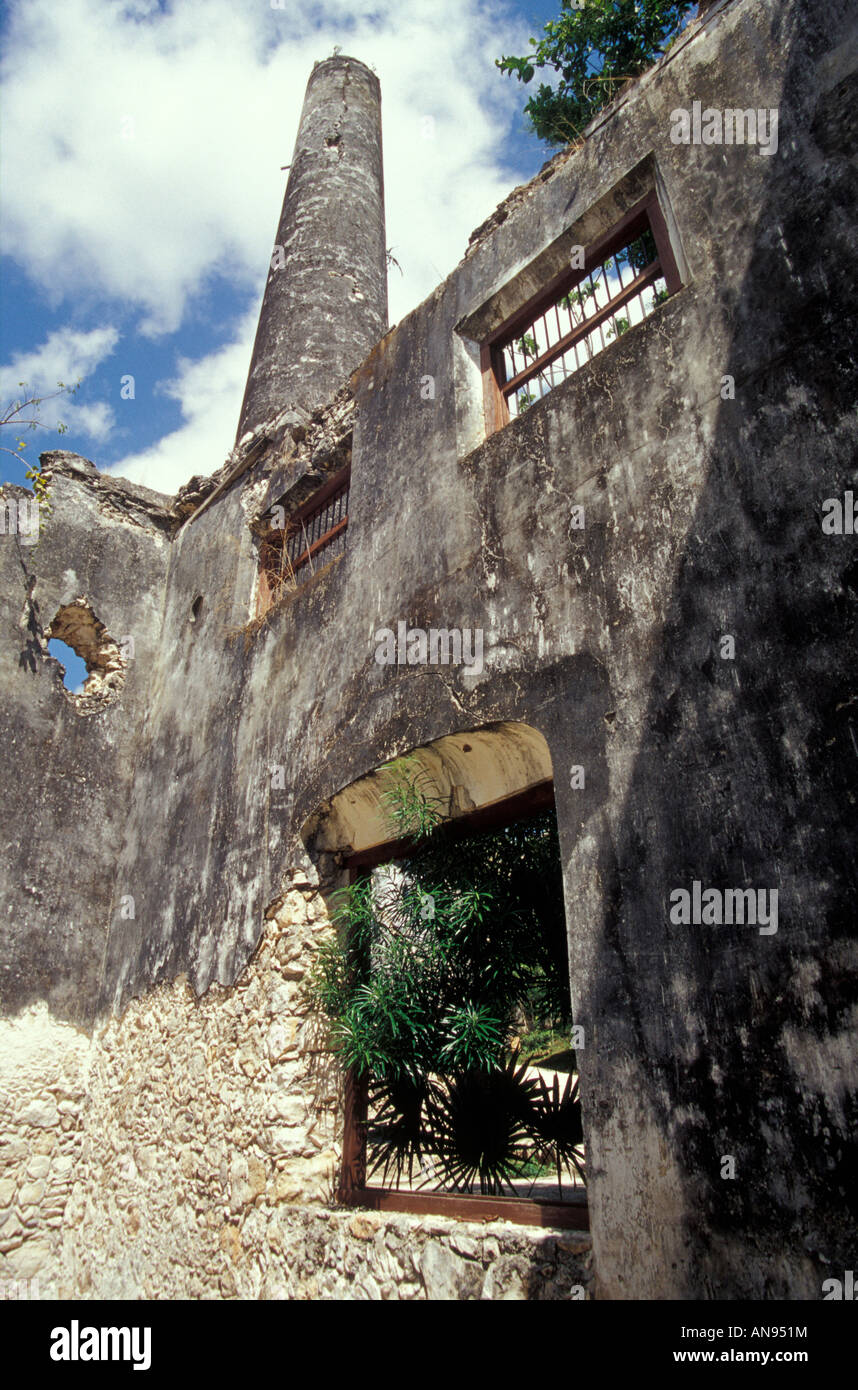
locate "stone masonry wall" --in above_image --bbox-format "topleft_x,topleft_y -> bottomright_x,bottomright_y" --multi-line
60,870 -> 340,1298
0,1005 -> 89,1294
1,869 -> 591,1300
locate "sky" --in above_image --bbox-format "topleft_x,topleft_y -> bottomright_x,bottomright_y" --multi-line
0,0 -> 565,499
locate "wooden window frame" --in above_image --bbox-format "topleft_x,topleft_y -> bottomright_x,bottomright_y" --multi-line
481,189 -> 682,436
336,779 -> 590,1231
256,465 -> 350,616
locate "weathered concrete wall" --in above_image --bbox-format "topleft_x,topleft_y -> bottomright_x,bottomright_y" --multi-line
0,0 -> 855,1301
0,453 -> 172,1025
0,455 -> 175,1288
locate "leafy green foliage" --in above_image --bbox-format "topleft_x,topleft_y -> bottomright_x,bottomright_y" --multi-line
556,228 -> 658,330
23,464 -> 52,516
413,807 -> 572,1031
497,0 -> 696,146
560,282 -> 597,314
438,1003 -> 504,1070
312,860 -> 526,1085
626,227 -> 658,272
1,381 -> 80,503
518,1026 -> 571,1062
378,757 -> 445,839
515,333 -> 540,360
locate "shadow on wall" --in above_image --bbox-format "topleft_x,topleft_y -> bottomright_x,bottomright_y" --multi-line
587,0 -> 858,1298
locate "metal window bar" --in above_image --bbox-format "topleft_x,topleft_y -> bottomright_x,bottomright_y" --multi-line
489,204 -> 677,424
262,469 -> 350,602
501,235 -> 662,418
291,479 -> 349,573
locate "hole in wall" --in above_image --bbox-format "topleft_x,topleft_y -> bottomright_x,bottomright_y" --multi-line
46,599 -> 127,713
47,639 -> 87,693
190,595 -> 203,624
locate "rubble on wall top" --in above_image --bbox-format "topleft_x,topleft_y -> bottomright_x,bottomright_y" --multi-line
172,469 -> 228,522
464,146 -> 577,258
31,381 -> 355,539
242,384 -> 355,529
37,450 -> 175,532
238,383 -> 353,477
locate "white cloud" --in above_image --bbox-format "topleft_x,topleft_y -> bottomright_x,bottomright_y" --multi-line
106,311 -> 257,494
0,326 -> 119,443
1,0 -> 538,490
2,0 -> 530,328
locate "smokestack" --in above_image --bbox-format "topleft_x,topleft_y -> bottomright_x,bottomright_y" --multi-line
236,56 -> 388,444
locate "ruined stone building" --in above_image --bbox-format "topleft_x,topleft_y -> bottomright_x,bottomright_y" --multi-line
0,0 -> 855,1300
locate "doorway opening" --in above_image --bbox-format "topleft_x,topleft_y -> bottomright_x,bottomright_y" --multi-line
303,723 -> 587,1229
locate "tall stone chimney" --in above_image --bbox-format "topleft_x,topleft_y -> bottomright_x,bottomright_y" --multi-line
236,56 -> 388,444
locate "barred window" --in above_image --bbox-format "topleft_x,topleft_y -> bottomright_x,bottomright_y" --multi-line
482,192 -> 681,431
256,466 -> 349,616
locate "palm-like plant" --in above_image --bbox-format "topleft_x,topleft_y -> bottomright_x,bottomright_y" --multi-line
366,1075 -> 438,1189
427,1053 -> 537,1195
527,1069 -> 586,1193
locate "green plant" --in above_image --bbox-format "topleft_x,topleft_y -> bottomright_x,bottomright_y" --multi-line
518,1154 -> 554,1179
497,1 -> 696,147
23,463 -> 52,516
560,281 -> 598,315
378,757 -> 445,840
426,1053 -> 537,1195
1,381 -> 80,492
517,389 -> 537,413
627,227 -> 658,272
514,333 -> 539,360
527,1070 -> 587,1191
606,316 -> 630,341
366,1074 -> 437,1188
438,1003 -> 504,1070
518,1025 -> 566,1059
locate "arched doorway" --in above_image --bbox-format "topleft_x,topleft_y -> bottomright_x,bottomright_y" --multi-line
302,720 -> 588,1230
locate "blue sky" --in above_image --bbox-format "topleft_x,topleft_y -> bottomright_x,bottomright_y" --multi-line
0,0 -> 565,499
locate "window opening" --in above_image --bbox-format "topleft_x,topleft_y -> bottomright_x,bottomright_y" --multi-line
483,191 -> 681,430
311,764 -> 587,1228
47,639 -> 87,693
256,465 -> 350,616
45,600 -> 127,710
